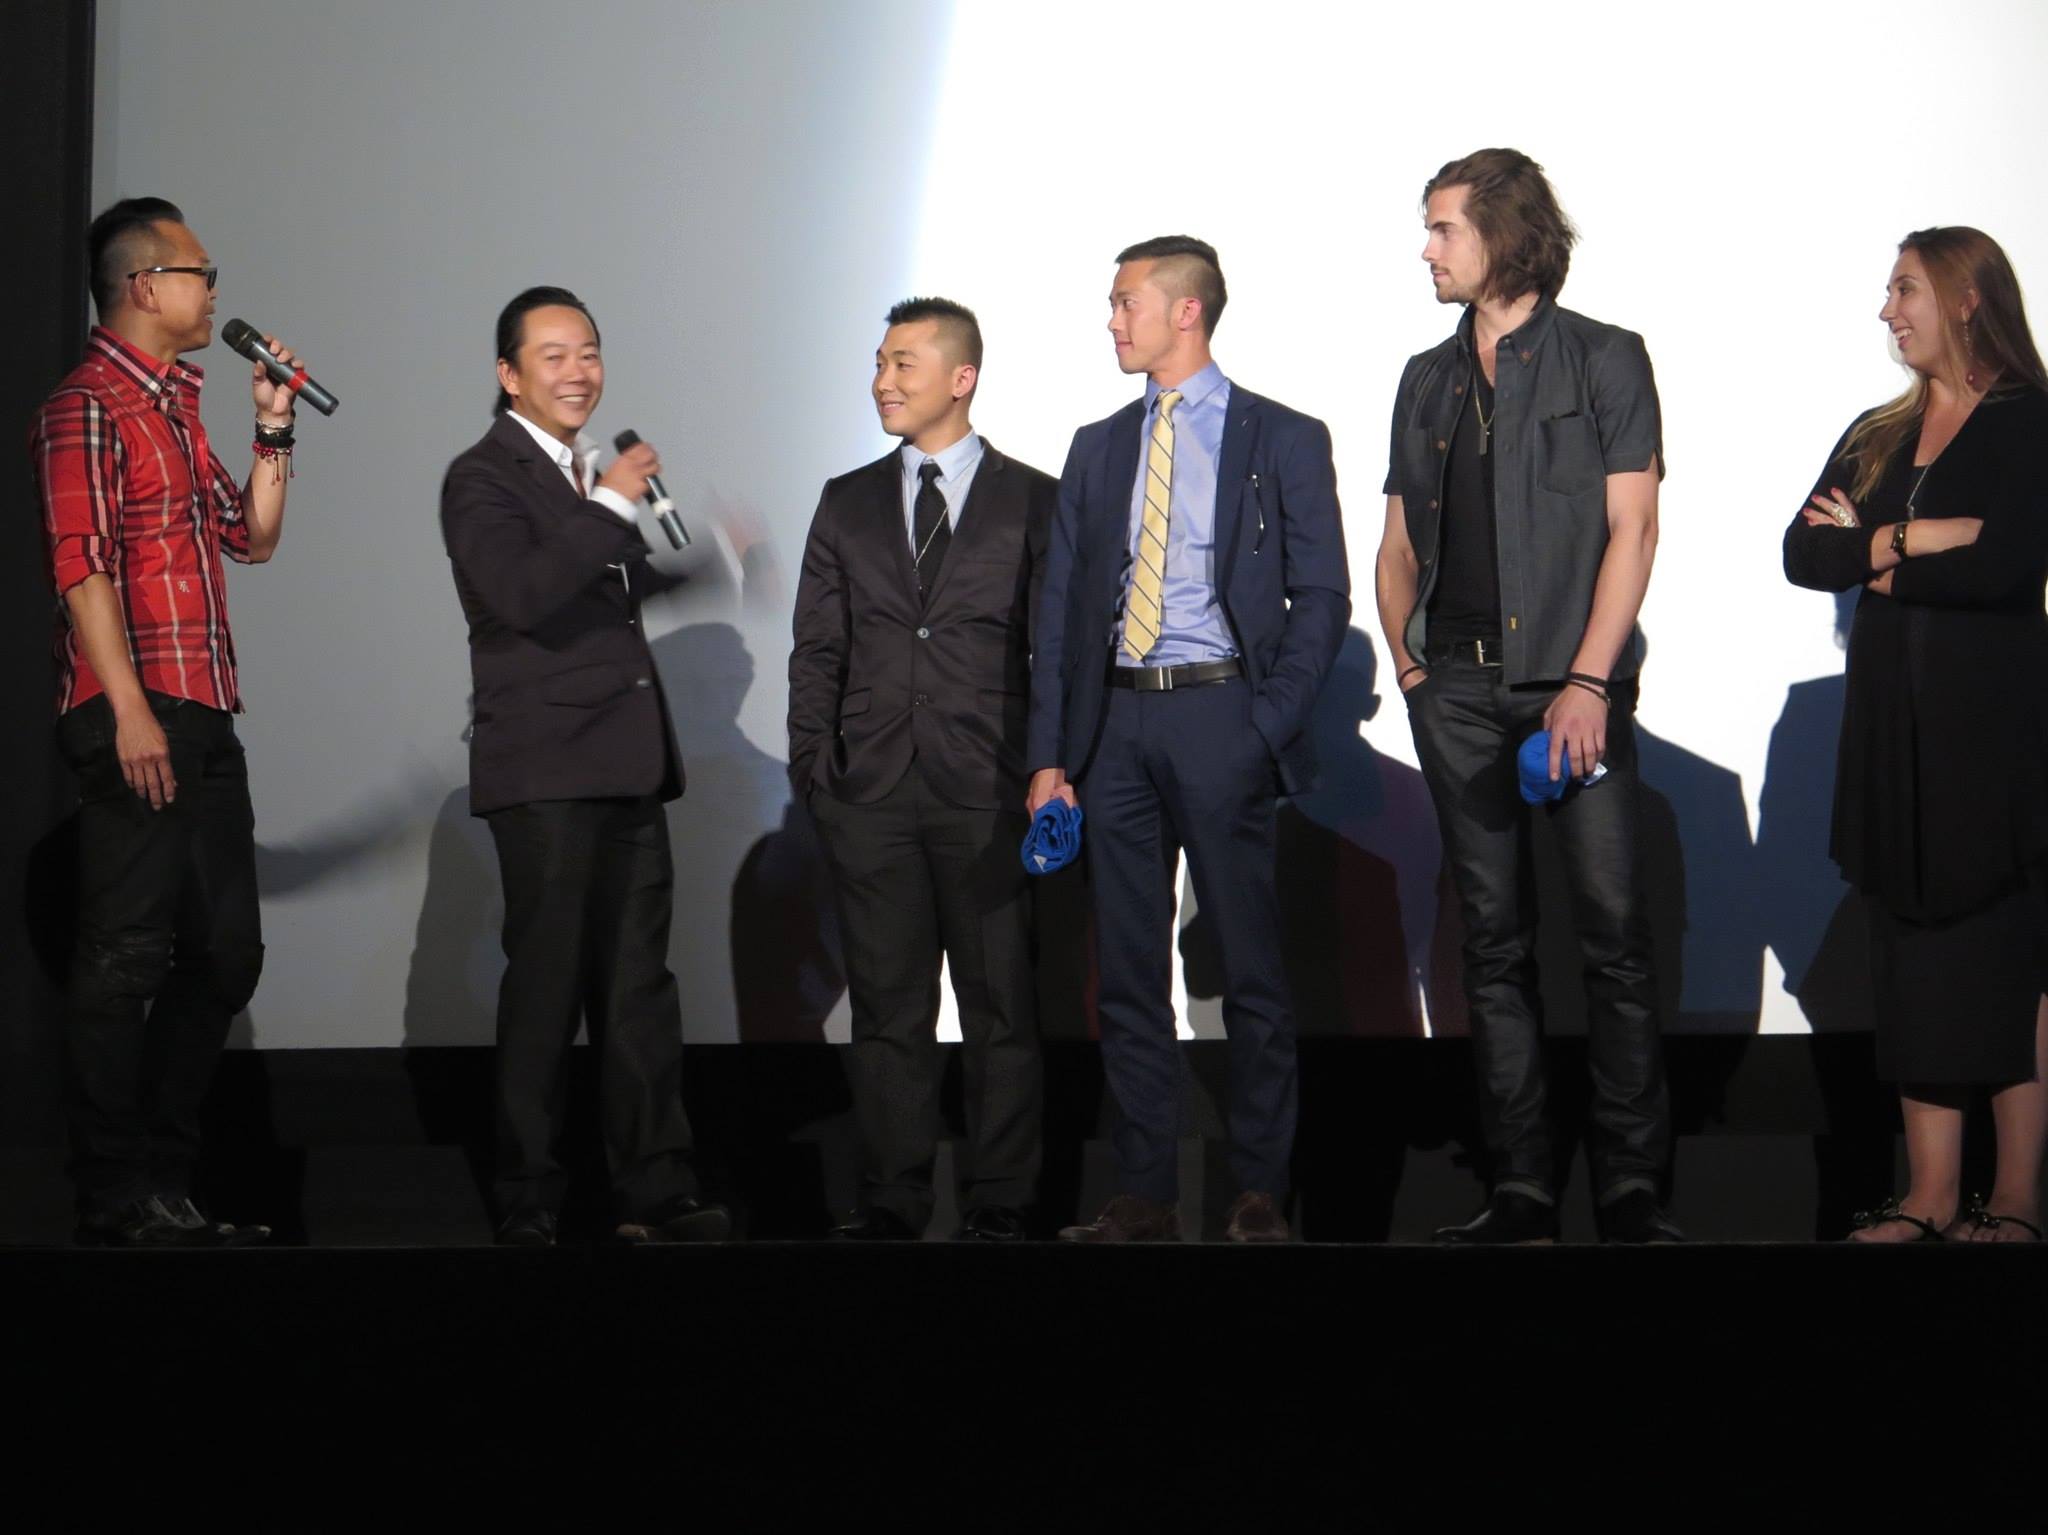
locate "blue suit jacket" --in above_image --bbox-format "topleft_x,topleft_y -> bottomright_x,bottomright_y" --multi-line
1027,384 -> 1350,795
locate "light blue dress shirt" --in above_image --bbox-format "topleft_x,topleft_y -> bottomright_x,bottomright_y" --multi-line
899,430 -> 984,553
1117,362 -> 1236,665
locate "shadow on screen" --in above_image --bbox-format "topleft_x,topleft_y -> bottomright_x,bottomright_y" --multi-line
657,619 -> 851,1232
1755,587 -> 1888,1233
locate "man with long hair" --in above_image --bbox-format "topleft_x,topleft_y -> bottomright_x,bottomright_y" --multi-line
440,286 -> 729,1246
1377,150 -> 1680,1243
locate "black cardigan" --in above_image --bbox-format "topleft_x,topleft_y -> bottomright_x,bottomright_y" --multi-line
1784,384 -> 2048,922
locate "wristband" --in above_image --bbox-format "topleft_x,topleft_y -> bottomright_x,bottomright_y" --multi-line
1890,522 -> 1909,558
1398,664 -> 1428,683
1566,670 -> 1609,690
1564,677 -> 1610,704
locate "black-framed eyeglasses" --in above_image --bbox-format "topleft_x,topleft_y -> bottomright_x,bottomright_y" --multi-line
128,265 -> 218,290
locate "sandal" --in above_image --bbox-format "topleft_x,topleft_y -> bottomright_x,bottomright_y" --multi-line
1959,1195 -> 2044,1242
1848,1198 -> 1946,1242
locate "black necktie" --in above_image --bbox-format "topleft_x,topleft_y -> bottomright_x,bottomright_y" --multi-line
913,459 -> 950,600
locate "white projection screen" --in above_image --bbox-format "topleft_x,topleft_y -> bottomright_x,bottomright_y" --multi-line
91,0 -> 2048,1047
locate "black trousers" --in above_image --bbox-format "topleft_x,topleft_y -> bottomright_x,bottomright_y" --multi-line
1080,677 -> 1296,1202
1407,659 -> 1669,1194
485,796 -> 698,1221
56,692 -> 263,1213
810,762 -> 1041,1227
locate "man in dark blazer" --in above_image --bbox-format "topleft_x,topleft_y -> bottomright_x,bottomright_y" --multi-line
1028,238 -> 1349,1243
441,285 -> 728,1246
788,297 -> 1054,1240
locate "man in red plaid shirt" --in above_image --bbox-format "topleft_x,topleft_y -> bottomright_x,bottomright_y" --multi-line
31,197 -> 310,1247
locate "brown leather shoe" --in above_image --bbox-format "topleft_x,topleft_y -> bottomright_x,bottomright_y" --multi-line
1058,1194 -> 1181,1243
1225,1191 -> 1289,1244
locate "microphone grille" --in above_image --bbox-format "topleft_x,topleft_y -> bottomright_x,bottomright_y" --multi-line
612,430 -> 642,454
221,318 -> 261,358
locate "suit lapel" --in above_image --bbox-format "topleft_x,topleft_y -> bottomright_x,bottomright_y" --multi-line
1214,390 -> 1261,592
922,444 -> 1004,608
491,413 -> 581,511
870,454 -> 920,602
1100,399 -> 1146,564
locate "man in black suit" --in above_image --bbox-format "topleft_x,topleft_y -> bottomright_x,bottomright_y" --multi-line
788,297 -> 1054,1240
1028,238 -> 1349,1243
440,285 -> 728,1246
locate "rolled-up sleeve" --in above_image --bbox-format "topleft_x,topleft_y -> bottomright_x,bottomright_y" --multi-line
206,445 -> 252,563
1382,356 -> 1418,497
1589,332 -> 1664,478
31,391 -> 123,596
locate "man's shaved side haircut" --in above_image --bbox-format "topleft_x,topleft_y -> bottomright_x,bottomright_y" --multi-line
1115,235 -> 1228,337
886,296 -> 983,370
88,196 -> 186,318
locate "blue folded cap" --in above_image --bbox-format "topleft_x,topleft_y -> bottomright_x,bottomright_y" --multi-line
1517,730 -> 1608,804
1021,799 -> 1084,875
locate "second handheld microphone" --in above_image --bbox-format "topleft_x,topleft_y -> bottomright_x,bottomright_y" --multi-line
611,430 -> 689,549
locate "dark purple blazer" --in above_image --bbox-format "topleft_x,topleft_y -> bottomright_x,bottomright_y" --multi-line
440,413 -> 683,816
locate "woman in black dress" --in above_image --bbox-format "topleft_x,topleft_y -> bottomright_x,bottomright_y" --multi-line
1784,225 -> 2048,1243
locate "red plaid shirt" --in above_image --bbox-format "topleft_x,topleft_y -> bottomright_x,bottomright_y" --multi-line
31,326 -> 250,714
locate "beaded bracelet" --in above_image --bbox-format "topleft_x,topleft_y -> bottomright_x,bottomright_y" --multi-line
251,437 -> 296,482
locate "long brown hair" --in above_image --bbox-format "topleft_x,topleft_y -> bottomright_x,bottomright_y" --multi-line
1423,148 -> 1578,305
1842,226 -> 2048,500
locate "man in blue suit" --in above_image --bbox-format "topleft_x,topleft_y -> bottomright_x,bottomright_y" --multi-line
1028,236 -> 1349,1242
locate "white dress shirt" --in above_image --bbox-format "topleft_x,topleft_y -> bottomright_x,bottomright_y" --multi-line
505,408 -> 640,525
898,429 -> 984,552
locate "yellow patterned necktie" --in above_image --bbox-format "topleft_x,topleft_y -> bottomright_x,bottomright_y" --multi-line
1122,388 -> 1181,664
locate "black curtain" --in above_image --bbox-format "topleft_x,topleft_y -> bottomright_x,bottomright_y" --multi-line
2,1 -> 95,1143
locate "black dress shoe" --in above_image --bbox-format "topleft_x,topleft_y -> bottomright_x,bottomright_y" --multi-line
495,1209 -> 558,1247
77,1194 -> 269,1249
830,1207 -> 921,1241
1434,1186 -> 1560,1245
618,1196 -> 733,1245
1597,1188 -> 1686,1244
954,1206 -> 1028,1242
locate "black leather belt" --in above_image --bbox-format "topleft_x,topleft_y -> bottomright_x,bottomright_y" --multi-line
1423,637 -> 1503,667
1108,657 -> 1244,691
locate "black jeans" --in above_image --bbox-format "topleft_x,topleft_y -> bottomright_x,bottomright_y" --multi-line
485,795 -> 698,1222
56,691 -> 264,1213
810,762 -> 1041,1228
1406,659 -> 1669,1194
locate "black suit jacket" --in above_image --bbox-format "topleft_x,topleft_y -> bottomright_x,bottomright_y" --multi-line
441,413 -> 684,817
787,441 -> 1055,810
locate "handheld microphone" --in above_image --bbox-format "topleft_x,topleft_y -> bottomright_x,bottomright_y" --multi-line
611,430 -> 689,549
221,319 -> 338,416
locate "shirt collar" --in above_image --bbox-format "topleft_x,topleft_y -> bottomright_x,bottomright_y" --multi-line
88,325 -> 203,407
1457,294 -> 1559,369
900,429 -> 983,483
505,407 -> 597,472
1145,360 -> 1225,413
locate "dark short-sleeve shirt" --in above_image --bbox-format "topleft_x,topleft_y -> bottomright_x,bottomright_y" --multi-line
1383,298 -> 1663,685
1426,368 -> 1500,642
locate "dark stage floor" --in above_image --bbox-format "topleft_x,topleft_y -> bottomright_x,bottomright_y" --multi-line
8,1241 -> 2044,1517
